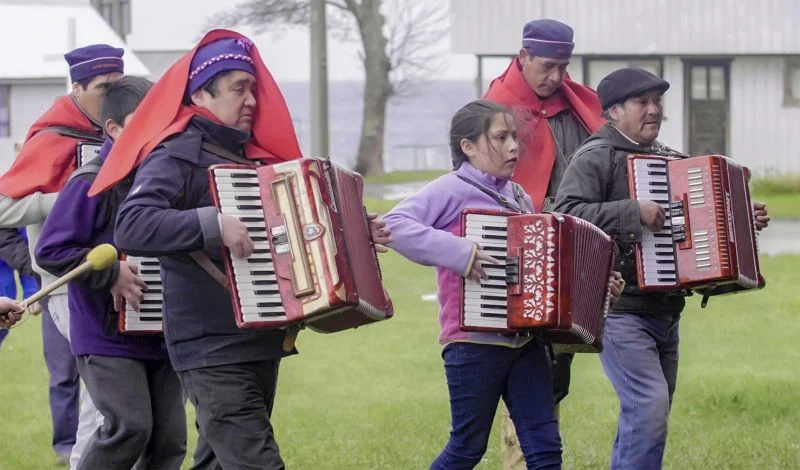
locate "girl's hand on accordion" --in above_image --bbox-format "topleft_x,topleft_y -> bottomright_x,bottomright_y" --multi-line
607,271 -> 625,306
221,214 -> 255,258
466,248 -> 501,283
367,212 -> 393,253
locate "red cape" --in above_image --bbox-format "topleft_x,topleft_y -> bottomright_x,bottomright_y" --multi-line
483,58 -> 604,210
89,29 -> 302,196
0,95 -> 100,198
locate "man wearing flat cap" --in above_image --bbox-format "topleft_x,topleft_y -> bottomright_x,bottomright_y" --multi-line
484,18 -> 605,469
0,43 -> 124,467
553,67 -> 770,469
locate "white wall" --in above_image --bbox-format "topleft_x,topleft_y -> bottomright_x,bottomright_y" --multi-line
452,0 -> 800,56
730,57 -> 800,177
658,57 -> 685,154
0,82 -> 65,173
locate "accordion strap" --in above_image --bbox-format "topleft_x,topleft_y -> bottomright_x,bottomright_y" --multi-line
188,252 -> 301,352
189,252 -> 231,290
201,141 -> 258,166
456,175 -> 527,213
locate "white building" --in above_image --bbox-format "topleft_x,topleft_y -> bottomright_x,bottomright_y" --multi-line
451,0 -> 800,177
0,0 -> 149,172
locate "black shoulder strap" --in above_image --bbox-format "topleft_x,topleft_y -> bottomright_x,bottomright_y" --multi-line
572,138 -> 614,160
511,183 -> 530,214
41,125 -> 104,143
68,157 -> 103,182
201,141 -> 259,166
456,175 -> 523,212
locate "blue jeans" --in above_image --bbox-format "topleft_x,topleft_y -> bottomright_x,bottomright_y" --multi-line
431,341 -> 561,470
600,312 -> 680,470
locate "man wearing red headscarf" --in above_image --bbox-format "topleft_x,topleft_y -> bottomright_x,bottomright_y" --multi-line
483,19 -> 605,469
105,30 -> 301,468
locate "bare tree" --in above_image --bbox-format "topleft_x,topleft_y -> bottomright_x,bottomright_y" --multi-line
207,0 -> 447,176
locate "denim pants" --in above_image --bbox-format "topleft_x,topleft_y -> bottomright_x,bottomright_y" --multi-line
600,312 -> 680,470
431,340 -> 561,470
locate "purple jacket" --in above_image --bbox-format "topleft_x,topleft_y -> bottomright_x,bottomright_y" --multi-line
35,139 -> 167,359
383,162 -> 535,347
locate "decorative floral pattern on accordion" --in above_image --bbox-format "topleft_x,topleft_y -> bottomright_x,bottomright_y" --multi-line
521,219 -> 556,321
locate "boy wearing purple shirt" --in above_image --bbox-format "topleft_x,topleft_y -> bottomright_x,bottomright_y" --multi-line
36,77 -> 186,470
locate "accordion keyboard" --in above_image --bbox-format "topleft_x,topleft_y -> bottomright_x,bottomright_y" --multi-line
462,213 -> 509,330
123,256 -> 163,332
211,168 -> 286,323
630,158 -> 677,286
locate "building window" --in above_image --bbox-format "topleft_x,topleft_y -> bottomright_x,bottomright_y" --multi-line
91,0 -> 131,38
120,0 -> 131,37
785,57 -> 800,107
0,86 -> 9,138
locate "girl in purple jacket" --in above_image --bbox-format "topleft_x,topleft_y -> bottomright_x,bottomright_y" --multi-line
383,100 -> 562,469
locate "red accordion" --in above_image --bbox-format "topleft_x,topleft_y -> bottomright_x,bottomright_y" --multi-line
208,158 -> 393,333
460,210 -> 615,352
627,154 -> 765,297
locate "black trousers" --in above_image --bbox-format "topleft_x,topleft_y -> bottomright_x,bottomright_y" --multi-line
76,355 -> 186,470
178,359 -> 284,470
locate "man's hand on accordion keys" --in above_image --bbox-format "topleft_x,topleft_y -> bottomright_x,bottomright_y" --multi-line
367,212 -> 393,253
466,247 -> 501,283
752,201 -> 770,231
221,214 -> 255,258
608,271 -> 625,306
638,200 -> 666,232
111,261 -> 147,312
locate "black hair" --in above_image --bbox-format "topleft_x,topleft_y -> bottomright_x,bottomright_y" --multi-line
75,77 -> 93,90
449,99 -> 513,170
99,76 -> 154,128
182,70 -> 236,105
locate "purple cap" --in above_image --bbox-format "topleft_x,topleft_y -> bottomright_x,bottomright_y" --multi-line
187,38 -> 257,96
64,44 -> 124,83
522,19 -> 574,60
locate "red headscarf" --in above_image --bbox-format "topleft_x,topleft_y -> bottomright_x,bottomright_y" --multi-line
0,96 -> 100,198
89,29 -> 302,196
484,58 -> 604,210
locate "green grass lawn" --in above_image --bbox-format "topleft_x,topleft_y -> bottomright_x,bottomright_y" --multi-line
750,192 -> 800,220
364,170 -> 446,185
1,215 -> 798,468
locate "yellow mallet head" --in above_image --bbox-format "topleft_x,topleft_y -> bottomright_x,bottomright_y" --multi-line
86,244 -> 118,270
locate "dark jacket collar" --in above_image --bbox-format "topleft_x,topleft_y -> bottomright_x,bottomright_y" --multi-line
189,115 -> 251,153
591,123 -> 685,157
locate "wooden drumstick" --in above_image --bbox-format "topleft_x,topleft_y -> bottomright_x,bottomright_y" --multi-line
18,243 -> 118,311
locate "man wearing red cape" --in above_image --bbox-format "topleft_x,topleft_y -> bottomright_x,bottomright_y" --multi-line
0,44 -> 123,467
104,30 -> 301,468
482,19 -> 604,469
